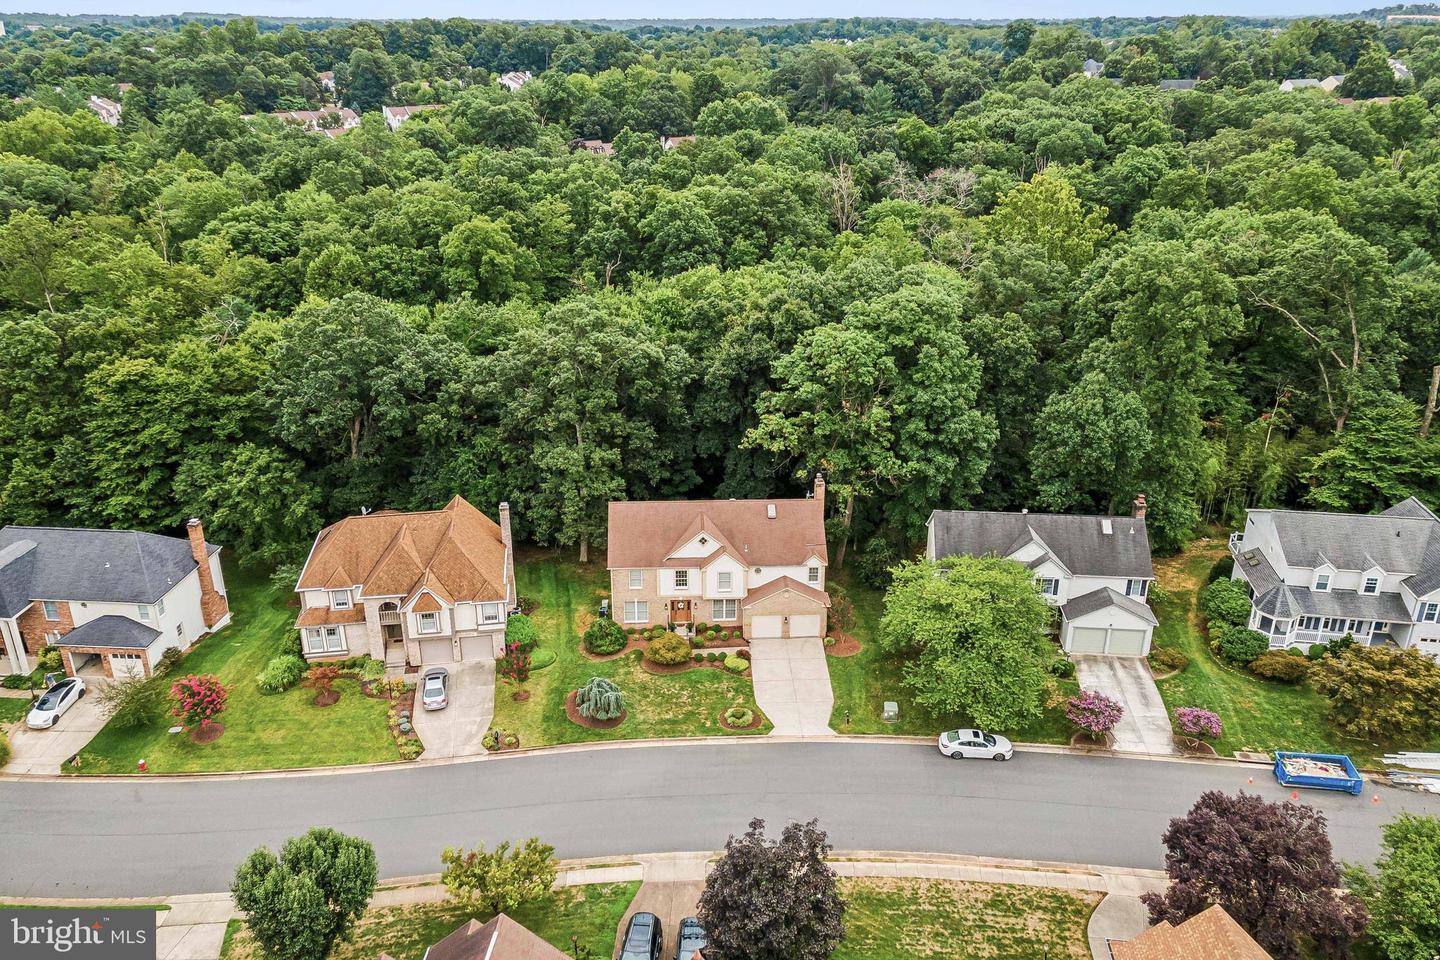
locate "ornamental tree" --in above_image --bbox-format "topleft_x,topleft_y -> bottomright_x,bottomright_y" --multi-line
698,818 -> 845,960
1065,690 -> 1123,739
497,642 -> 531,685
232,827 -> 377,960
1142,791 -> 1366,959
1309,646 -> 1440,741
170,674 -> 227,729
302,665 -> 342,702
1348,813 -> 1440,960
1174,707 -> 1222,743
440,838 -> 557,917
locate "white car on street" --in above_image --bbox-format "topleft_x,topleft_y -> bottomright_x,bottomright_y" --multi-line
937,728 -> 1014,761
26,677 -> 87,729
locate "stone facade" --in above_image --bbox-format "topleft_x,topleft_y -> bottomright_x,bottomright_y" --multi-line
17,599 -> 73,654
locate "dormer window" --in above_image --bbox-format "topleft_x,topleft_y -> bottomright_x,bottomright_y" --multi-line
330,590 -> 352,610
1313,572 -> 1331,592
1362,576 -> 1380,595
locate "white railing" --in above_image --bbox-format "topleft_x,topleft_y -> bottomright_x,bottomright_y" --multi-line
378,610 -> 402,625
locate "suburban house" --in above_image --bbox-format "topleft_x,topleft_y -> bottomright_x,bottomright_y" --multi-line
926,498 -> 1157,657
394,914 -> 568,960
1082,58 -> 1105,78
660,134 -> 697,150
497,70 -> 532,92
606,476 -> 830,639
1113,905 -> 1270,959
383,104 -> 443,130
250,108 -> 361,134
316,70 -> 336,92
0,520 -> 230,679
1228,498 -> 1440,658
569,138 -> 614,155
86,94 -> 122,125
293,496 -> 515,667
1279,77 -> 1325,91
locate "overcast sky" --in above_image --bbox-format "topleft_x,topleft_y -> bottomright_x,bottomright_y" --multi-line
2,0 -> 1365,22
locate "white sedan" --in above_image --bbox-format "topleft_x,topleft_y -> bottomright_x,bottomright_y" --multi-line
938,728 -> 1014,761
26,677 -> 86,729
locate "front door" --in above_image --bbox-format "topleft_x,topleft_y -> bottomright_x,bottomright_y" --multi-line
670,599 -> 693,624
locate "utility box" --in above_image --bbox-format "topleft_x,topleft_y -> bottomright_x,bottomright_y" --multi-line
882,701 -> 899,723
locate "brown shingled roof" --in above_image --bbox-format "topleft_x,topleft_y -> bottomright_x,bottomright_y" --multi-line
741,575 -> 831,608
607,494 -> 827,570
295,605 -> 367,627
422,914 -> 569,960
1112,906 -> 1272,960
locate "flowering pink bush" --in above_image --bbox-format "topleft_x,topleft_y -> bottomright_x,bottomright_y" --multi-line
171,674 -> 227,729
1065,690 -> 1123,737
1175,707 -> 1222,741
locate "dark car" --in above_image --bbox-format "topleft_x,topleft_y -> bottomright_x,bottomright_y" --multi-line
617,911 -> 662,960
675,917 -> 705,959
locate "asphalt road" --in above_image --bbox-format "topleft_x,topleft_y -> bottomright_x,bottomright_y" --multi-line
4,740 -> 1438,898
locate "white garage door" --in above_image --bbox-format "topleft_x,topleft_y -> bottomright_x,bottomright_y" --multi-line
111,653 -> 146,679
1107,629 -> 1148,656
788,614 -> 823,637
419,638 -> 453,664
1068,627 -> 1108,654
751,615 -> 784,639
459,635 -> 493,661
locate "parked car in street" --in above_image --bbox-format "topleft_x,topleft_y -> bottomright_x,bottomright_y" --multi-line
26,677 -> 86,729
675,917 -> 706,959
420,667 -> 449,711
617,911 -> 662,960
937,728 -> 1014,761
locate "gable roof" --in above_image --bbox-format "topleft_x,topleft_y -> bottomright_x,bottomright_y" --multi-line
423,914 -> 569,960
1062,587 -> 1158,625
928,511 -> 1153,579
297,496 -> 509,606
1112,905 -> 1271,960
0,525 -> 219,617
741,575 -> 831,609
53,615 -> 161,650
608,497 -> 827,570
1254,505 -> 1440,574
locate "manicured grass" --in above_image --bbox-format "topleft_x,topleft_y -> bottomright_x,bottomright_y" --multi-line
826,574 -> 1077,743
835,877 -> 1101,960
0,696 -> 30,725
489,550 -> 770,747
71,567 -> 400,774
1151,539 -> 1440,766
220,883 -> 640,960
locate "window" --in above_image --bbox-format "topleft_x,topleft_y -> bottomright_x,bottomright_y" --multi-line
175,624 -> 183,639
1258,615 -> 1274,633
1314,572 -> 1331,592
417,612 -> 440,635
157,597 -> 167,617
717,571 -> 733,593
628,570 -> 643,590
674,570 -> 690,589
623,600 -> 649,624
303,629 -> 326,655
1271,619 -> 1290,636
41,601 -> 60,621
807,566 -> 821,585
479,603 -> 502,624
1300,616 -> 1321,631
1421,602 -> 1440,624
137,605 -> 152,622
323,626 -> 344,652
1036,578 -> 1060,597
712,599 -> 738,621
1125,579 -> 1148,598
329,590 -> 352,610
1363,576 -> 1380,595
1322,617 -> 1343,632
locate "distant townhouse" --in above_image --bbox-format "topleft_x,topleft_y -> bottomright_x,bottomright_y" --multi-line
1320,75 -> 1345,92
607,476 -> 830,640
86,95 -> 122,126
293,496 -> 515,667
1279,78 -> 1325,92
926,498 -> 1157,657
382,103 -> 443,130
660,134 -> 696,150
497,70 -> 532,92
1228,498 -> 1440,658
253,107 -> 361,134
569,138 -> 614,156
316,70 -> 336,92
0,520 -> 230,679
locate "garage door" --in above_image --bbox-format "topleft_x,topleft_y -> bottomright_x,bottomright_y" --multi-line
751,615 -> 784,639
1068,627 -> 1108,654
788,614 -> 823,637
459,635 -> 493,661
1107,629 -> 1148,656
110,653 -> 146,679
419,638 -> 453,664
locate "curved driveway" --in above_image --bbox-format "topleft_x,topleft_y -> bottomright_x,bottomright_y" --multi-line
3,741 -> 1437,898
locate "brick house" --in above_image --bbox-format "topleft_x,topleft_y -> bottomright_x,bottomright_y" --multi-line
293,495 -> 515,667
0,519 -> 230,679
606,476 -> 830,639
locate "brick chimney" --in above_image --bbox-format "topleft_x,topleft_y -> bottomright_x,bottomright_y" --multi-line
498,502 -> 516,607
813,473 -> 826,504
187,518 -> 228,628
1133,494 -> 1147,520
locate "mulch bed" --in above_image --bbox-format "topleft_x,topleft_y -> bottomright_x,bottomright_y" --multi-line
511,690 -> 531,701
190,722 -> 224,744
565,690 -> 627,729
1070,731 -> 1114,749
719,710 -> 765,731
1176,736 -> 1218,756
824,631 -> 863,658
580,639 -> 648,662
312,690 -> 341,707
641,658 -> 695,675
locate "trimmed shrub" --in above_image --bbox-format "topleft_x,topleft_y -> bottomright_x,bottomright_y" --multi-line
1206,556 -> 1235,583
724,655 -> 748,674
529,648 -> 557,671
1174,707 -> 1222,741
1287,646 -> 1306,657
736,648 -> 751,661
575,677 -> 624,721
1330,632 -> 1357,655
37,645 -> 63,673
155,646 -> 186,677
583,618 -> 627,656
1306,643 -> 1329,661
1216,627 -> 1271,666
171,674 -> 227,729
0,731 -> 9,767
1149,646 -> 1190,673
724,707 -> 754,726
1048,657 -> 1076,679
358,657 -> 386,683
1199,578 -> 1252,629
693,653 -> 704,663
257,654 -> 306,693
693,622 -> 709,633
505,614 -> 539,654
707,651 -> 721,662
645,631 -> 692,666
1250,649 -> 1310,683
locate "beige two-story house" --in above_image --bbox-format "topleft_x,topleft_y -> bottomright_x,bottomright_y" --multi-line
293,496 -> 515,667
606,476 -> 831,639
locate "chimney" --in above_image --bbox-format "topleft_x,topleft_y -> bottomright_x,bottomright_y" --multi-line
187,519 -> 229,629
813,473 -> 826,504
499,501 -> 516,608
1133,494 -> 1147,520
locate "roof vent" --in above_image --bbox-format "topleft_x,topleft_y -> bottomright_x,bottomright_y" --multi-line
1101,518 -> 1113,535
766,504 -> 776,519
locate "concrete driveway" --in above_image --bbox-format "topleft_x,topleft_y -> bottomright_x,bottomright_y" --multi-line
3,682 -> 109,775
409,660 -> 494,760
1072,655 -> 1177,756
748,636 -> 834,737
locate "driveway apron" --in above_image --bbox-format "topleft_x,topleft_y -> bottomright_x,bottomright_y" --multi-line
410,660 -> 495,759
4,681 -> 109,775
1072,655 -> 1177,755
748,636 -> 835,737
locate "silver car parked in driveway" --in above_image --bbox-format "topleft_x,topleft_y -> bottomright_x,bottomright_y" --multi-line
421,667 -> 449,711
937,728 -> 1014,761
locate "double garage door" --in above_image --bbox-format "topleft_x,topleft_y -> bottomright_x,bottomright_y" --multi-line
750,613 -> 824,639
419,635 -> 497,663
1068,626 -> 1148,657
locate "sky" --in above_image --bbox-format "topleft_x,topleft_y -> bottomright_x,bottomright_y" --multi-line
0,0 -> 1369,20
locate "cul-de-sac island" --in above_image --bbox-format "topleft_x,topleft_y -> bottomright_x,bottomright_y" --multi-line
3,7 -> 1440,960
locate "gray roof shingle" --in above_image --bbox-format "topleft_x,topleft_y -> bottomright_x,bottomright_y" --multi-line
1264,508 -> 1436,573
1253,584 -> 1411,622
0,525 -> 220,611
1061,587 -> 1158,625
928,511 -> 1153,579
53,614 -> 161,649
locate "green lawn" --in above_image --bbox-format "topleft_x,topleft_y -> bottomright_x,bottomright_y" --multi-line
0,696 -> 30,725
826,574 -> 1077,743
489,551 -> 770,747
72,567 -> 400,774
835,877 -> 1100,960
1151,540 -> 1440,766
220,883 -> 639,960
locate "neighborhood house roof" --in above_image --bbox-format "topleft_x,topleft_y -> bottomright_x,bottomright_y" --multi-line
1061,587 -> 1158,625
607,494 -> 827,570
0,525 -> 218,618
422,914 -> 569,960
1112,905 -> 1271,960
928,510 -> 1153,579
297,496 -> 509,606
53,615 -> 161,649
1260,501 -> 1439,576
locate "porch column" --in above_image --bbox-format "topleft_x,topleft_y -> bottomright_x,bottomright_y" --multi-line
1,619 -> 27,674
